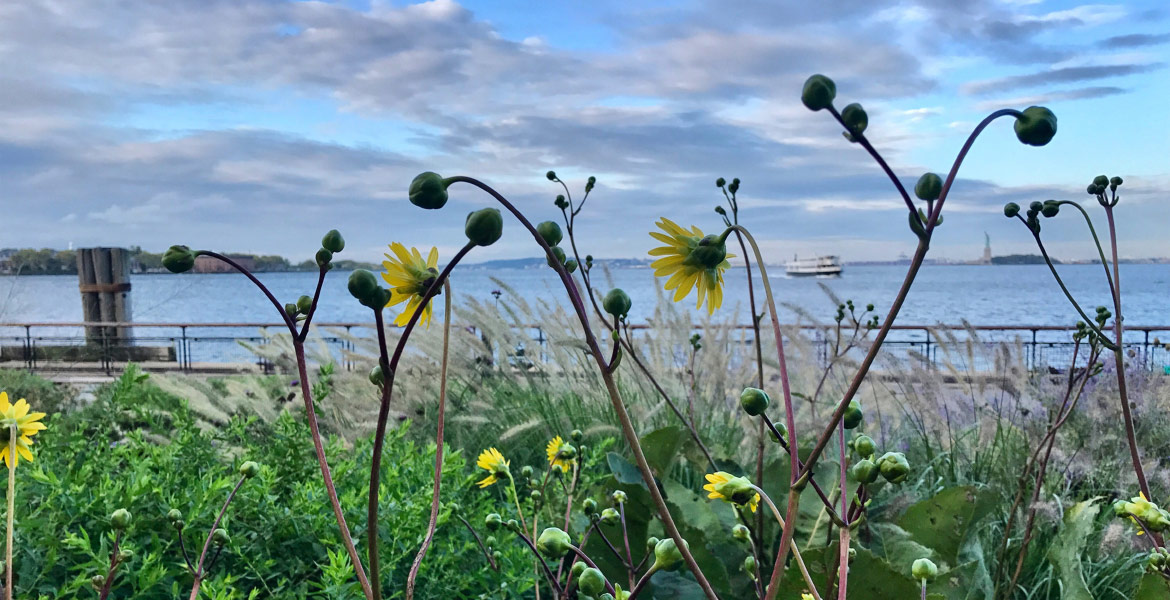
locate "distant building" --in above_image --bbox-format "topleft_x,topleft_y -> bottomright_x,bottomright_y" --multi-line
981,232 -> 992,264
193,254 -> 255,273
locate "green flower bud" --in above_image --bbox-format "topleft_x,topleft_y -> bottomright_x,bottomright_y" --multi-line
537,221 -> 563,246
520,465 -> 534,479
559,444 -> 577,460
506,519 -> 519,531
465,208 -> 504,247
1087,184 -> 1101,195
212,528 -> 230,546
914,173 -> 943,201
603,288 -> 632,319
586,176 -> 597,192
447,502 -> 461,515
315,248 -> 333,268
321,229 -> 345,253
853,435 -> 876,458
347,269 -> 382,309
611,490 -> 627,505
546,170 -> 558,181
1110,176 -> 1123,188
369,365 -> 384,387
485,513 -> 503,530
296,295 -> 313,313
111,509 -> 132,530
91,575 -> 106,590
239,461 -> 260,479
600,507 -> 620,526
769,421 -> 787,444
716,177 -> 726,187
571,561 -> 587,578
729,177 -> 740,194
743,555 -> 757,576
841,103 -> 868,137
554,194 -> 569,210
1004,202 -> 1020,218
117,548 -> 134,562
551,463 -> 565,477
546,245 -> 567,269
582,498 -> 598,515
565,258 -> 578,273
850,459 -> 879,484
739,387 -> 770,416
492,550 -> 503,561
577,567 -> 606,596
842,399 -> 863,429
485,535 -> 497,548
912,557 -> 938,582
409,172 -> 451,210
530,489 -> 542,501
1041,200 -> 1060,218
577,444 -> 588,455
162,245 -> 197,274
653,537 -> 689,571
1014,106 -> 1057,147
801,74 -> 837,111
536,527 -> 573,558
878,452 -> 911,484
690,235 -> 727,269
167,509 -> 183,523
732,524 -> 750,542
571,429 -> 584,443
284,302 -> 299,318
1093,175 -> 1109,188
646,536 -> 660,551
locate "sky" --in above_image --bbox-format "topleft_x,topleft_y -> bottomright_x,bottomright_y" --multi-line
1,0 -> 1168,265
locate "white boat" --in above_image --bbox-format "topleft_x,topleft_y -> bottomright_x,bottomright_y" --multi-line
786,255 -> 842,277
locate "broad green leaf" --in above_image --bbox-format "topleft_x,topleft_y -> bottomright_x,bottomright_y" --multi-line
898,486 -> 993,564
1047,497 -> 1100,600
1136,571 -> 1170,599
640,426 -> 685,474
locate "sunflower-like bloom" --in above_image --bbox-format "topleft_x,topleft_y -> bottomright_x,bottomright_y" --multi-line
703,471 -> 759,513
381,242 -> 440,327
802,594 -> 815,600
476,447 -> 511,488
0,392 -> 46,468
545,436 -> 576,471
648,218 -> 733,315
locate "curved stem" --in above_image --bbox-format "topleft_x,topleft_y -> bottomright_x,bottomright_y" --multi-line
297,266 -> 330,342
294,343 -> 373,600
827,105 -> 918,217
626,565 -> 661,600
1054,201 -> 1115,296
5,426 -> 15,600
515,532 -> 564,597
568,545 -> 617,596
367,243 -> 474,597
927,109 -> 1022,226
197,251 -> 295,335
1028,230 -> 1114,347
188,475 -> 248,600
752,485 -> 821,600
449,176 -> 718,599
405,281 -> 453,600
836,420 -> 849,600
97,531 -> 122,600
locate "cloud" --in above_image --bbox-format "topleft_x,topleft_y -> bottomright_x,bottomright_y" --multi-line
961,63 -> 1162,95
973,85 -> 1127,110
1099,32 -> 1170,48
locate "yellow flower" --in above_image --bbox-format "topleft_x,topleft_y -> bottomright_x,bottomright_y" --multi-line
648,218 -> 733,315
802,594 -> 815,600
545,436 -> 575,471
703,471 -> 759,513
381,242 -> 440,328
476,447 -> 511,488
0,392 -> 46,468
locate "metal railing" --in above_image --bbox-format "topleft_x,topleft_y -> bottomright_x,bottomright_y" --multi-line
2,321 -> 1169,375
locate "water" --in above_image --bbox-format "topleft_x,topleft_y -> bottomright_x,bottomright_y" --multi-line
1,264 -> 1167,364
1,264 -> 1167,326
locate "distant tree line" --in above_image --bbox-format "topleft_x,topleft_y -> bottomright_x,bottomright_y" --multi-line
0,247 -> 377,275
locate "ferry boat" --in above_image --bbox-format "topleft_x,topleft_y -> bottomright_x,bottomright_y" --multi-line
785,255 -> 843,277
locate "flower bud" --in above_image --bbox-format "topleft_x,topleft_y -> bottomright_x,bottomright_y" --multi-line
853,435 -> 876,458
1041,200 -> 1060,218
167,509 -> 183,523
1110,176 -> 1123,188
842,399 -> 863,429
577,568 -> 606,596
559,444 -> 577,461
586,176 -> 597,192
465,208 -> 504,247
546,245 -> 567,269
769,421 -> 787,444
912,557 -> 938,582
537,221 -> 563,246
485,535 -> 497,548
729,178 -> 740,194
603,288 -> 632,319
571,429 -> 584,442
801,74 -> 837,111
743,555 -> 757,576
1003,203 -> 1020,218
239,461 -> 260,479
315,248 -> 333,268
554,194 -> 569,210
546,170 -> 558,181
91,575 -> 106,590
691,235 -> 728,269
347,269 -> 383,309
536,527 -> 573,558
571,561 -> 587,578
519,465 -> 534,479
578,444 -> 588,455
646,536 -> 660,551
530,489 -> 542,501
739,387 -> 770,416
285,302 -> 299,318
565,258 -> 578,273
1013,106 -> 1057,146
212,528 -> 230,546
850,459 -> 879,484
582,498 -> 598,515
732,524 -> 750,542
914,173 -> 943,201
506,519 -> 519,531
841,103 -> 868,137
878,452 -> 910,484
716,177 -> 726,187
296,295 -> 313,313
321,229 -> 345,253
163,245 -> 197,274
111,509 -> 132,530
611,490 -> 627,505
485,513 -> 503,530
600,507 -> 620,526
653,537 -> 688,571
369,365 -> 384,387
117,548 -> 135,562
1093,175 -> 1109,188
409,172 -> 451,210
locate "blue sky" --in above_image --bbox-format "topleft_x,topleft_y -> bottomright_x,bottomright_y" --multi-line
1,0 -> 1167,264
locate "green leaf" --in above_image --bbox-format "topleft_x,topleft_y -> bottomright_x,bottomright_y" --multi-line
898,486 -> 993,565
608,452 -> 646,487
1047,497 -> 1100,600
1136,571 -> 1170,599
640,426 -> 685,474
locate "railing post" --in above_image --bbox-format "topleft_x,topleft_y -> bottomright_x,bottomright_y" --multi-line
923,328 -> 932,367
180,326 -> 189,372
23,325 -> 33,372
1144,329 -> 1151,371
1030,329 -> 1038,371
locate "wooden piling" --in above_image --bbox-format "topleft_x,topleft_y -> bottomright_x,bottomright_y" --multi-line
76,247 -> 132,344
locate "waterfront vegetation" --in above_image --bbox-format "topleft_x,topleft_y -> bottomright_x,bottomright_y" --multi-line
2,74 -> 1167,599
